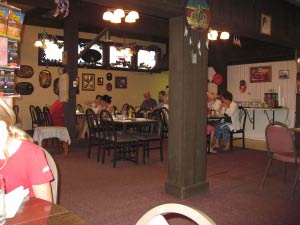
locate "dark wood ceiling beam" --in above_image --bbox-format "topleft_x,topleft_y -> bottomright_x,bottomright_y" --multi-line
81,0 -> 184,18
8,0 -> 55,9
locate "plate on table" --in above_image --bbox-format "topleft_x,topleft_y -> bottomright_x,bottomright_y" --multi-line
135,118 -> 147,121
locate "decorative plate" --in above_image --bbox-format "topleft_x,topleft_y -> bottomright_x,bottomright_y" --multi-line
106,72 -> 112,81
81,49 -> 102,63
39,70 -> 52,88
186,0 -> 210,31
106,82 -> 112,92
15,82 -> 34,95
15,65 -> 34,78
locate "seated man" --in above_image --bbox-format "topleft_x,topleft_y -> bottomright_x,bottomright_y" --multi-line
213,91 -> 240,151
140,91 -> 157,111
157,90 -> 169,109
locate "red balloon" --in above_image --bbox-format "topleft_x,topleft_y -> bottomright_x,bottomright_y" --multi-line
213,73 -> 223,86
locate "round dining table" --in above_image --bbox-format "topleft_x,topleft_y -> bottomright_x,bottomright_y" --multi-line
6,197 -> 88,225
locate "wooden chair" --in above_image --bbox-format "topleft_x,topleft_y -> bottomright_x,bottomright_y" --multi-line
134,109 -> 164,164
100,109 -> 139,168
136,203 -> 216,225
161,107 -> 169,138
85,108 -> 102,160
261,121 -> 300,199
43,106 -> 53,126
229,106 -> 247,150
35,106 -> 45,126
29,105 -> 39,130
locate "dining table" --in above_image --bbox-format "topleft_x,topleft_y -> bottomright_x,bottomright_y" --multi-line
6,197 -> 88,225
113,117 -> 158,134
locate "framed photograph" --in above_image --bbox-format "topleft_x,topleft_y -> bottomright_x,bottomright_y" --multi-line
82,73 -> 95,91
97,77 -> 103,85
261,13 -> 271,35
279,70 -> 289,79
250,66 -> 272,83
115,76 -> 127,88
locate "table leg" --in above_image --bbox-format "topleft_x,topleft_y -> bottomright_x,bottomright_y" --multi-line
63,142 -> 68,156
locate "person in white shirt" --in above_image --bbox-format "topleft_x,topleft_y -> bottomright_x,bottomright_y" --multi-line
212,91 -> 240,151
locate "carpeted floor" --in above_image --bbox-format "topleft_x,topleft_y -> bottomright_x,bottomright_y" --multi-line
50,140 -> 300,225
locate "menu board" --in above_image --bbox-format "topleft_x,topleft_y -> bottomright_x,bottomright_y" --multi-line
6,9 -> 24,40
0,6 -> 8,37
0,68 -> 14,94
0,37 -> 7,66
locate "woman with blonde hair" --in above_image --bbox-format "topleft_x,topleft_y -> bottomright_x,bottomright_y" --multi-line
0,98 -> 53,202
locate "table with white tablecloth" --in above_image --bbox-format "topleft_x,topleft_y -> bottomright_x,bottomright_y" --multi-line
33,126 -> 71,156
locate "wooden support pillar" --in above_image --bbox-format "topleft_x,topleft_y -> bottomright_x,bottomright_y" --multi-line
63,0 -> 79,139
295,49 -> 300,147
165,16 -> 209,199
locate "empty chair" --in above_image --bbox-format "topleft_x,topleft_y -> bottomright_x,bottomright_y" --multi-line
42,148 -> 59,204
100,109 -> 139,167
229,106 -> 247,150
43,106 -> 53,126
29,105 -> 39,130
136,203 -> 216,225
134,109 -> 164,164
35,106 -> 45,126
261,121 -> 300,199
85,108 -> 102,160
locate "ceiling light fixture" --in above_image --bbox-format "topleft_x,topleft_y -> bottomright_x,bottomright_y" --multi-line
34,29 -> 50,49
207,29 -> 230,41
103,8 -> 139,24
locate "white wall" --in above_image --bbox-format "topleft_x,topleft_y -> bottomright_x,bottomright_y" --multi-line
227,60 -> 297,140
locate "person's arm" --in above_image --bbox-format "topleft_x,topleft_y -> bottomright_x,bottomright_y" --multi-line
32,182 -> 53,202
225,102 -> 238,117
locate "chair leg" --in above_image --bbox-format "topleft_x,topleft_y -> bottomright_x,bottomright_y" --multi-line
97,140 -> 101,162
160,139 -> 163,161
102,141 -> 106,164
291,165 -> 300,200
87,138 -> 92,159
230,133 -> 233,151
142,141 -> 146,164
242,133 -> 245,149
260,158 -> 273,190
135,142 -> 139,164
113,143 -> 117,168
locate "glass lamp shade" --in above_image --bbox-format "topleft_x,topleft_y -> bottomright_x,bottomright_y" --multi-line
125,14 -> 136,23
128,11 -> 139,19
103,11 -> 113,21
111,14 -> 121,23
220,32 -> 230,40
114,9 -> 125,18
207,30 -> 218,40
34,40 -> 43,47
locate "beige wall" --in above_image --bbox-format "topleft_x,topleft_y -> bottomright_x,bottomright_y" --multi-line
16,25 -> 169,130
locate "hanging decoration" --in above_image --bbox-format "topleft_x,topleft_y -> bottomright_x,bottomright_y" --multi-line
53,0 -> 69,18
212,73 -> 223,86
185,0 -> 210,58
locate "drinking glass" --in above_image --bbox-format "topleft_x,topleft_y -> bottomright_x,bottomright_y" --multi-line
0,175 -> 5,225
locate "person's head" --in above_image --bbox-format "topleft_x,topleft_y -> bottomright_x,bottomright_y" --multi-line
143,91 -> 151,101
221,91 -> 233,104
102,95 -> 112,104
158,90 -> 166,103
207,92 -> 215,103
95,95 -> 102,105
0,98 -> 31,154
53,78 -> 59,96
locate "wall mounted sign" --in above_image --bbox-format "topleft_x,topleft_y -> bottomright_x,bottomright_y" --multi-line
278,70 -> 289,79
97,77 -> 103,86
82,73 -> 95,91
39,70 -> 52,88
250,66 -> 272,83
15,82 -> 34,95
261,13 -> 271,35
106,72 -> 112,81
115,77 -> 127,88
106,82 -> 112,92
186,0 -> 210,31
15,65 -> 34,78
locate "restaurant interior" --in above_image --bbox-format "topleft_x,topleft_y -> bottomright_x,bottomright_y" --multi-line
1,0 -> 300,224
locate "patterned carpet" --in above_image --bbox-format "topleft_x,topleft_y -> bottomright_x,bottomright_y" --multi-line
50,140 -> 300,225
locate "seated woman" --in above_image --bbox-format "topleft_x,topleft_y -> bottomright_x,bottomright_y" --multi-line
101,95 -> 114,113
213,91 -> 240,151
0,98 -> 53,202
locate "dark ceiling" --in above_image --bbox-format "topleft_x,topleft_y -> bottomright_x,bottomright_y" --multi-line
7,0 -> 298,65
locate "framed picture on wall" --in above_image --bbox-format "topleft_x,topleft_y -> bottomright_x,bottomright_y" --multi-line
261,13 -> 271,35
279,70 -> 289,79
82,73 -> 95,91
97,77 -> 103,85
115,76 -> 127,88
250,66 -> 272,83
